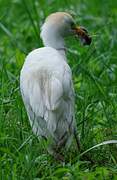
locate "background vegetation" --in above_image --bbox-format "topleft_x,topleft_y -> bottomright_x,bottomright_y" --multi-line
0,0 -> 117,179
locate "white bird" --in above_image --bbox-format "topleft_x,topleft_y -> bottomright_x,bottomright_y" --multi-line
20,12 -> 91,160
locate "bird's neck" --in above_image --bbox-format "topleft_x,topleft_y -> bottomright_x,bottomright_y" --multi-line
44,35 -> 65,47
45,36 -> 66,57
41,28 -> 66,58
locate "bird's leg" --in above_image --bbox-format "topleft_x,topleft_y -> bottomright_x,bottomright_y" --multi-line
74,128 -> 81,151
56,131 -> 68,149
53,148 -> 64,162
47,144 -> 64,162
50,132 -> 68,161
46,134 -> 64,162
68,117 -> 81,151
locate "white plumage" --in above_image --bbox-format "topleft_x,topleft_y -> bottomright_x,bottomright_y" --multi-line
20,47 -> 74,142
20,12 -> 91,158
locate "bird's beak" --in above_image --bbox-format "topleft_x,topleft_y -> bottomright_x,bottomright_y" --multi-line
73,26 -> 92,45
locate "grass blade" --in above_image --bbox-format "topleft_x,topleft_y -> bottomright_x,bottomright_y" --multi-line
80,140 -> 117,157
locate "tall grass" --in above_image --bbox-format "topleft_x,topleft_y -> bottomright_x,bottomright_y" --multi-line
0,0 -> 117,179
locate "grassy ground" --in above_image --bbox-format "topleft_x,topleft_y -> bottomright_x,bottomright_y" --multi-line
0,0 -> 117,179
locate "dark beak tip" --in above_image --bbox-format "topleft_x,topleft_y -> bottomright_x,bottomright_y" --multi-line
87,36 -> 92,45
85,36 -> 92,46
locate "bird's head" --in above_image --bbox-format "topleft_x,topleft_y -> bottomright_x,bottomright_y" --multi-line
40,12 -> 92,48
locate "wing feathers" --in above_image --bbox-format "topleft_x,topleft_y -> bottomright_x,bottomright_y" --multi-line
20,60 -> 74,140
45,76 -> 63,110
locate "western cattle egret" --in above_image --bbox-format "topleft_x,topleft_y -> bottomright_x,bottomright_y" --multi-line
20,12 -> 91,160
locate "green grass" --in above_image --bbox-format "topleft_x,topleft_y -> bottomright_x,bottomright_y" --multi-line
0,0 -> 117,179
